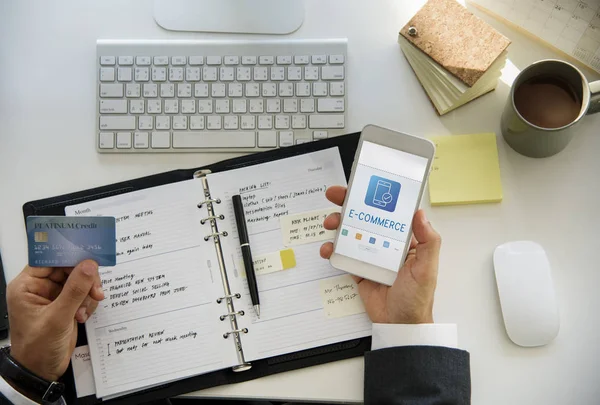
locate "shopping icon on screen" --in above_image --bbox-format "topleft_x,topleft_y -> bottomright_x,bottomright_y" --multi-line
365,175 -> 401,213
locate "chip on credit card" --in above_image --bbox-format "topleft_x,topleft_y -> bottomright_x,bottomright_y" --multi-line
27,216 -> 116,267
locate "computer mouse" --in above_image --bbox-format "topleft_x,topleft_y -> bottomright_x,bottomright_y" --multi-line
493,241 -> 560,347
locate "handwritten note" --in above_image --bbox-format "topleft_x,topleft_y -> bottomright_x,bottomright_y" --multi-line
319,275 -> 366,319
280,207 -> 340,246
71,346 -> 96,398
240,249 -> 296,277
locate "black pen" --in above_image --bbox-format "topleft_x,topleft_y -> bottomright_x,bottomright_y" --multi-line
232,195 -> 260,318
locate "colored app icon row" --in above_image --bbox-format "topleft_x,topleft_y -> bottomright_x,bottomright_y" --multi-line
341,228 -> 390,248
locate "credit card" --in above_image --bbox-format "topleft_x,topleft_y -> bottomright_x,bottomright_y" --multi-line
27,216 -> 116,267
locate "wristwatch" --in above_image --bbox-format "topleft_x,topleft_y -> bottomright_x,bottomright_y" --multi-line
0,346 -> 65,403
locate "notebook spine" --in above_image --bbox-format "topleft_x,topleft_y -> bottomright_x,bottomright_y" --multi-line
194,170 -> 252,372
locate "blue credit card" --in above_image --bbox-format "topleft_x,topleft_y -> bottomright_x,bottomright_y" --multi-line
27,216 -> 116,267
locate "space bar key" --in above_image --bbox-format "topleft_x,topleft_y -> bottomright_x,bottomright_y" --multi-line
173,132 -> 256,148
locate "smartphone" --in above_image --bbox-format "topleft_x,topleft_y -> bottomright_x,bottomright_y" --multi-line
330,125 -> 435,286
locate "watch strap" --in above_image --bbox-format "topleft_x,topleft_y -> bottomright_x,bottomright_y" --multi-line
0,346 -> 64,403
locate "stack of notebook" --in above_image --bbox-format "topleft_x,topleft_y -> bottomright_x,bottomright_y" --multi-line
398,0 -> 511,115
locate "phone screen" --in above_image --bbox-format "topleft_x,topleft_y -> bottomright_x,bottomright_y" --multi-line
335,141 -> 429,272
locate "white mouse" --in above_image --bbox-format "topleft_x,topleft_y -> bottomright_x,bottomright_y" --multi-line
493,241 -> 560,347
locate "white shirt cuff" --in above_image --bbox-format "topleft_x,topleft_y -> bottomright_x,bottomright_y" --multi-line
0,376 -> 40,405
371,323 -> 458,351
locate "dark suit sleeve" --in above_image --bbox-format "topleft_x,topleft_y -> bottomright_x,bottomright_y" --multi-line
364,346 -> 471,405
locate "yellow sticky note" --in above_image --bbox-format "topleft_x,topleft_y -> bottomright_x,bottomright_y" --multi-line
319,275 -> 366,319
280,207 -> 340,246
429,133 -> 503,206
241,249 -> 296,277
279,248 -> 296,269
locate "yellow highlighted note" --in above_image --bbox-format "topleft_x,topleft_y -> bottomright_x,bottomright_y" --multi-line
241,249 -> 296,277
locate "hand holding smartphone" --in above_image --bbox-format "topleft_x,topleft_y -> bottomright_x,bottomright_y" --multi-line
329,125 -> 435,286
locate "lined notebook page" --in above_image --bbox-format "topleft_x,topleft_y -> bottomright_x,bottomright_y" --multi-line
206,148 -> 372,362
66,180 -> 238,398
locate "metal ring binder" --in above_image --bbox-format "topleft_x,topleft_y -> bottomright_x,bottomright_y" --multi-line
204,231 -> 228,241
196,171 -> 252,372
223,328 -> 248,339
201,214 -> 225,225
216,293 -> 241,304
220,310 -> 245,321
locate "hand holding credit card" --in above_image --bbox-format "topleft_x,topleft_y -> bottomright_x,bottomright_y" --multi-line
26,216 -> 117,267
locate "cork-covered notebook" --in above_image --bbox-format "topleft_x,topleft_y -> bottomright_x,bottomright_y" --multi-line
398,0 -> 511,115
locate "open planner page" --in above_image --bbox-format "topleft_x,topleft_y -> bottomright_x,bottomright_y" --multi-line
66,180 -> 239,398
206,148 -> 372,362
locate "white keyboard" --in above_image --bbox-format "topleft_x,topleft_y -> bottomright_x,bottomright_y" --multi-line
96,39 -> 347,153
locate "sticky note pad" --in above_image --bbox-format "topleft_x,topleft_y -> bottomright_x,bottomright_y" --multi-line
241,248 -> 296,277
319,275 -> 366,319
428,133 -> 503,206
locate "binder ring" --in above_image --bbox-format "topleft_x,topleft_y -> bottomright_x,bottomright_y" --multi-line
216,293 -> 241,304
200,214 -> 225,225
220,310 -> 245,321
223,328 -> 248,339
204,231 -> 228,241
197,198 -> 221,208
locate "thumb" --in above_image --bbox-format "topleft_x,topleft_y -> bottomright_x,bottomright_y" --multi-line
411,210 -> 441,262
51,260 -> 99,319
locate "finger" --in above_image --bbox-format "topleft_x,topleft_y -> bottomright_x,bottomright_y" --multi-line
351,275 -> 364,284
90,269 -> 105,301
325,186 -> 347,207
86,300 -> 99,318
76,295 -> 93,323
323,213 -> 341,230
409,235 -> 418,250
25,278 -> 63,301
50,260 -> 99,319
320,242 -> 334,259
411,210 -> 441,271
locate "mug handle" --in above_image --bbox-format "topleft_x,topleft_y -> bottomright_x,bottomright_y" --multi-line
589,80 -> 600,115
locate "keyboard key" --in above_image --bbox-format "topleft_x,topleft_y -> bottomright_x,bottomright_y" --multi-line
283,99 -> 298,113
270,67 -> 285,81
215,100 -> 230,113
253,67 -> 268,81
258,116 -> 273,129
118,56 -> 133,65
161,83 -> 175,98
296,83 -> 310,97
300,99 -> 314,112
304,66 -> 319,80
233,99 -> 247,113
152,67 -> 167,82
190,116 -> 205,130
173,116 -> 188,130
100,68 -> 115,81
169,67 -> 184,82
220,67 -> 235,81
249,99 -> 264,113
189,56 -> 204,65
134,132 -> 149,148
153,56 -> 169,66
224,116 -> 239,129
330,82 -> 345,96
164,100 -> 179,114
147,100 -> 162,113
259,56 -> 274,65
266,99 -> 281,113
294,55 -> 309,65
242,56 -> 257,65
329,54 -> 344,64
151,132 -> 170,148
198,100 -> 213,113
125,83 -> 140,97
229,83 -> 243,97
172,56 -> 186,65
129,100 -> 145,114
313,82 -> 328,96
276,56 -> 292,65
100,100 -> 127,114
279,131 -> 294,146
321,66 -> 345,80
241,115 -> 256,129
245,83 -> 260,97
313,130 -> 328,139
181,100 -> 196,113
177,83 -> 192,97
206,56 -> 222,65
194,83 -> 209,97
224,56 -> 239,65
212,83 -> 226,98
287,66 -> 302,81
262,83 -> 277,97
99,132 -> 115,148
292,115 -> 307,129
203,67 -> 218,81
100,56 -> 115,66
309,114 -> 345,128
117,67 -> 132,81
317,98 -> 345,112
116,132 -> 132,148
258,131 -> 277,147
139,116 -> 153,129
275,115 -> 290,129
236,67 -> 251,81
173,132 -> 255,148
279,83 -> 294,97
186,67 -> 201,81
156,116 -> 170,130
312,55 -> 327,64
296,139 -> 310,144
207,116 -> 222,130
136,56 -> 151,66
100,116 -> 136,130
134,67 -> 149,81
143,84 -> 158,97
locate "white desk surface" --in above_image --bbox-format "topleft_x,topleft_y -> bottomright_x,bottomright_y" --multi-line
1,0 -> 600,403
